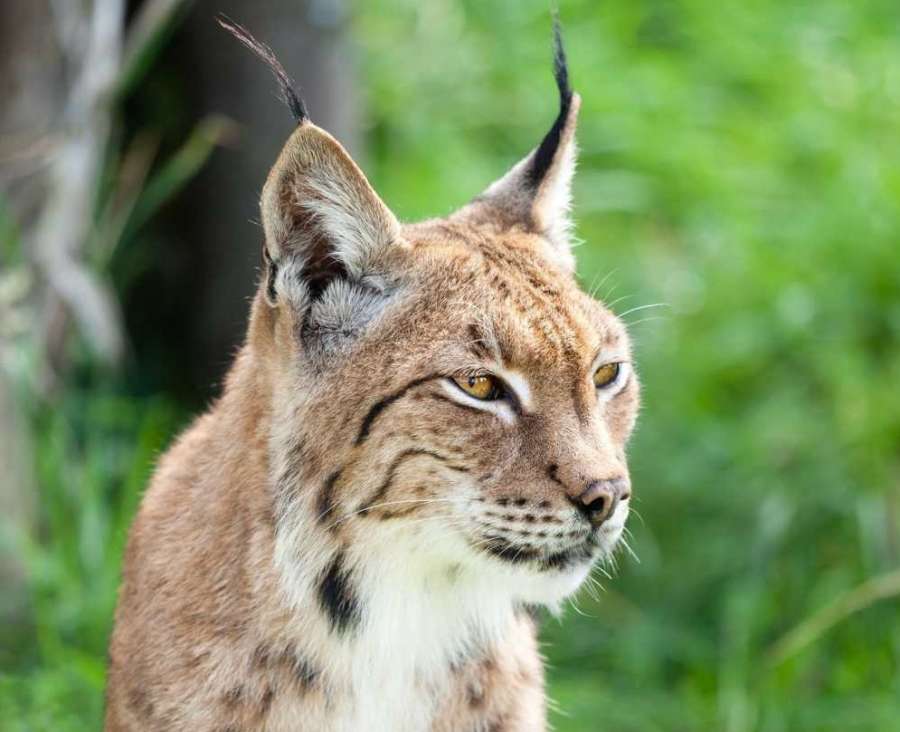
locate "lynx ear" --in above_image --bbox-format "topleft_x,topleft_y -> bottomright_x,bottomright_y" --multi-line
260,122 -> 400,303
461,21 -> 580,271
218,16 -> 400,312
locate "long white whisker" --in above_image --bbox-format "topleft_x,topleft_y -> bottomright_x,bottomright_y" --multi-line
588,268 -> 618,300
620,535 -> 641,564
623,315 -> 668,328
567,592 -> 596,619
617,302 -> 669,318
605,293 -> 636,310
580,575 -> 602,603
603,279 -> 622,302
628,506 -> 646,527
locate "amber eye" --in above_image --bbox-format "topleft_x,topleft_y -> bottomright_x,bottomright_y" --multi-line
452,374 -> 504,401
593,362 -> 621,389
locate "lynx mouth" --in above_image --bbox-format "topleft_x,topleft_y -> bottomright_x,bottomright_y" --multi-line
475,533 -> 602,573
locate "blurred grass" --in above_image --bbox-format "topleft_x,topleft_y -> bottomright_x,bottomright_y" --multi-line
3,0 -> 900,729
0,390 -> 184,730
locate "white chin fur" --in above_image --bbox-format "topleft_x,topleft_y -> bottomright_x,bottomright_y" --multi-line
511,561 -> 593,605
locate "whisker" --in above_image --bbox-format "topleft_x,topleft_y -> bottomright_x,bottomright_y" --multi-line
579,575 -> 602,603
628,506 -> 646,527
623,315 -> 668,328
617,302 -> 669,319
567,593 -> 597,619
602,279 -> 622,303
585,572 -> 607,596
620,535 -> 641,564
599,550 -> 619,577
605,293 -> 636,311
588,268 -> 618,300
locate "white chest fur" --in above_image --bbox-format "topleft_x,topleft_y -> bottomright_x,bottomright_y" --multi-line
271,527 -> 521,731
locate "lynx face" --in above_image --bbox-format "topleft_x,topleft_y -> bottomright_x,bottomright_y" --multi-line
241,26 -> 640,610
271,223 -> 637,606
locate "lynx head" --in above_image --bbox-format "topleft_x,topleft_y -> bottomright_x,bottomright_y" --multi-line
223,18 -> 639,609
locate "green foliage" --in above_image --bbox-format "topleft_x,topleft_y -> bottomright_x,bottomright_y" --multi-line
1,389 -> 184,729
4,1 -> 900,729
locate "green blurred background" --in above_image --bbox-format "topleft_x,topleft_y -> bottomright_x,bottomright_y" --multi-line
2,0 -> 899,729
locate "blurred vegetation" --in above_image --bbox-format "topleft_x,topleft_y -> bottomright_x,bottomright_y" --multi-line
3,0 -> 900,730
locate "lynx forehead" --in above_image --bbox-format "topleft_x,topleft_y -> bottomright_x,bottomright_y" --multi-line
106,17 -> 641,732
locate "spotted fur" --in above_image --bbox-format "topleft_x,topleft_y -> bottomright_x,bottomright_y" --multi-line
106,19 -> 640,732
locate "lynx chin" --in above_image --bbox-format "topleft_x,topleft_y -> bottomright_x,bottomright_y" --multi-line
106,16 -> 641,732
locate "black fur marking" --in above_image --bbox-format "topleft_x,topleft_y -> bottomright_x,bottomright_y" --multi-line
481,536 -> 541,564
217,15 -> 308,124
317,470 -> 342,526
317,551 -> 362,634
527,16 -> 573,189
354,375 -> 439,445
540,542 -> 594,572
358,448 -> 468,515
547,463 -> 564,488
261,243 -> 279,302
479,534 -> 595,572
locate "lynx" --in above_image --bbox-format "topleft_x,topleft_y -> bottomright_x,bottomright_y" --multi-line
105,17 -> 640,732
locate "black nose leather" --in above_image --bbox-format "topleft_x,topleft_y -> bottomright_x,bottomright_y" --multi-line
572,478 -> 630,527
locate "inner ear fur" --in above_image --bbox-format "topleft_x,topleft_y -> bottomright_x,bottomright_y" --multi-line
260,122 -> 401,304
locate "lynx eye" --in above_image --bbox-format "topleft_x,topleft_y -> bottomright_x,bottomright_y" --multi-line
452,374 -> 504,401
593,362 -> 621,389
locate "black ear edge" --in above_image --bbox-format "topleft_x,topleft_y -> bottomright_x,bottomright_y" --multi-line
216,14 -> 308,125
261,243 -> 279,303
527,15 -> 574,189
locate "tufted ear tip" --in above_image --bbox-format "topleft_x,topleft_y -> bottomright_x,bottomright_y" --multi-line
453,19 -> 581,271
217,15 -> 308,125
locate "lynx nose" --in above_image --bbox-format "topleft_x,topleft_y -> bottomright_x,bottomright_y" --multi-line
572,478 -> 630,527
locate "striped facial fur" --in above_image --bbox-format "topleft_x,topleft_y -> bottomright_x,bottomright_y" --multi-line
106,19 -> 641,732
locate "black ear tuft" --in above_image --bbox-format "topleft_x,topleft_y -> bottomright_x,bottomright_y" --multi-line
216,15 -> 308,125
527,16 -> 574,189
